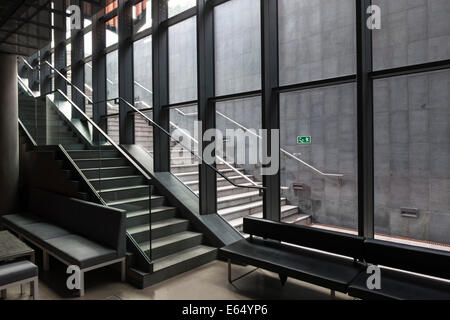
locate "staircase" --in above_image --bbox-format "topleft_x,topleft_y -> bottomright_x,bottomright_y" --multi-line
149,125 -> 312,232
67,147 -> 217,288
18,92 -> 217,288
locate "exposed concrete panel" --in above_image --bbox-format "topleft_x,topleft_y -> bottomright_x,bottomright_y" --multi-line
0,53 -> 19,214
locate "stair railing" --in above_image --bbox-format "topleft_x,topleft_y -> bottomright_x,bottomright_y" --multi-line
91,97 -> 266,194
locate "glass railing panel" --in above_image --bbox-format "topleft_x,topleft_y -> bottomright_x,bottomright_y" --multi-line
169,106 -> 199,195
216,97 -> 263,232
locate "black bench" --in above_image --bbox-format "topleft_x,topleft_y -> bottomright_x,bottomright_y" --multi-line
220,217 -> 365,295
0,189 -> 126,296
0,260 -> 38,300
348,239 -> 450,300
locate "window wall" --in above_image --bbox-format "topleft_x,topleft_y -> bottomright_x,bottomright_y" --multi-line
53,0 -> 449,250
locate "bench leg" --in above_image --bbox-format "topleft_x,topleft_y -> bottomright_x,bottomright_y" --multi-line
20,284 -> 25,295
79,271 -> 85,297
0,289 -> 6,299
31,278 -> 39,300
43,251 -> 49,271
227,259 -> 259,285
279,274 -> 288,286
121,260 -> 126,282
330,290 -> 336,299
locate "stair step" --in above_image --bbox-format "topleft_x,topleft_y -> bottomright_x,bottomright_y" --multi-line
126,206 -> 177,227
89,175 -> 146,189
175,168 -> 244,182
82,166 -> 137,179
170,163 -> 229,174
217,191 -> 262,210
218,198 -> 287,221
108,195 -> 165,212
75,158 -> 128,169
140,231 -> 203,260
68,149 -> 120,159
127,218 -> 189,243
195,183 -> 260,198
185,175 -> 255,191
228,205 -> 305,231
100,185 -> 150,201
63,144 -> 85,150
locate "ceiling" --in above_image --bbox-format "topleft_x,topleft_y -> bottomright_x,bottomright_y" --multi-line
0,0 -> 105,56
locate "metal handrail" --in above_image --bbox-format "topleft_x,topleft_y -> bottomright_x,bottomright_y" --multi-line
96,97 -> 265,192
18,75 -> 37,98
133,101 -> 261,189
174,108 -> 344,178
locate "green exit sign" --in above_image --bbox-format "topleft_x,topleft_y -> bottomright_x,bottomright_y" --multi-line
297,136 -> 311,144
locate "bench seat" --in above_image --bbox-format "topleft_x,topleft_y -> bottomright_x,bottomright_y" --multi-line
348,267 -> 450,300
221,238 -> 362,293
2,213 -> 42,227
0,261 -> 38,286
45,234 -> 118,269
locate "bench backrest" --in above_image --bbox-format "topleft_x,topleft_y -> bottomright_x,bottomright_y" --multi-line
28,189 -> 126,256
364,239 -> 450,280
243,217 -> 364,259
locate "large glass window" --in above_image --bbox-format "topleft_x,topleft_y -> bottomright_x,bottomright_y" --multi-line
373,0 -> 450,70
134,35 -> 153,153
84,62 -> 93,119
106,17 -> 119,47
168,0 -> 196,18
278,0 -> 356,85
106,50 -> 119,143
214,0 -> 261,96
374,70 -> 450,247
280,84 -> 358,231
134,0 -> 152,34
168,16 -> 197,104
84,31 -> 92,57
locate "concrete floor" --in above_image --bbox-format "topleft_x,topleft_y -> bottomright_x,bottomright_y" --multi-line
2,259 -> 353,300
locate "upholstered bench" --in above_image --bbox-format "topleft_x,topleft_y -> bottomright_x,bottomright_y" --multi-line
0,260 -> 38,300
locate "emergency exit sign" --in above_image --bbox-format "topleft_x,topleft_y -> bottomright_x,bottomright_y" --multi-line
297,136 -> 311,144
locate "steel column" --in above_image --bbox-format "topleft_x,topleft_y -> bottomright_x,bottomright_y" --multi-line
356,0 -> 374,238
53,0 -> 67,93
92,7 -> 107,132
261,0 -> 280,221
118,0 -> 135,144
71,0 -> 86,113
151,0 -> 170,172
197,0 -> 217,215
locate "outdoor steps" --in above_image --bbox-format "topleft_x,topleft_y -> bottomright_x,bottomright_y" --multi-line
127,245 -> 217,288
185,175 -> 255,192
218,199 -> 288,221
175,168 -> 245,182
228,206 -> 312,232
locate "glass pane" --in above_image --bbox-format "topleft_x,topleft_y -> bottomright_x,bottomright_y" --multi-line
280,84 -> 358,232
374,70 -> 450,249
84,31 -> 92,57
134,35 -> 153,108
169,105 -> 199,194
135,110 -> 154,155
106,17 -> 119,47
168,17 -> 197,104
168,0 -> 196,18
373,0 -> 450,70
216,97 -> 263,232
278,0 -> 356,86
214,0 -> 261,96
85,62 -> 93,119
106,50 -> 119,143
134,0 -> 152,34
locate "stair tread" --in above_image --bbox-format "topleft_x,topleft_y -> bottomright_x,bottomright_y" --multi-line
82,166 -> 133,171
99,185 -> 149,193
174,168 -> 243,177
127,206 -> 176,218
139,231 -> 202,251
107,195 -> 163,206
89,175 -> 142,182
218,198 -> 286,215
184,175 -> 253,185
228,205 -> 303,228
153,245 -> 216,272
75,157 -> 123,161
217,191 -> 261,203
194,183 -> 260,194
127,218 -> 188,234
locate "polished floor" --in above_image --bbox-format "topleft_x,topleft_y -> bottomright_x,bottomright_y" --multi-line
3,259 -> 352,300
